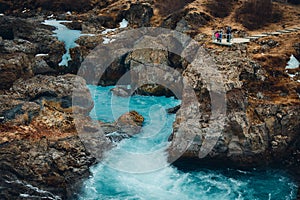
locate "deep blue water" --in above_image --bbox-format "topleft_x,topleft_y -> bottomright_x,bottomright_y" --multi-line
78,85 -> 298,200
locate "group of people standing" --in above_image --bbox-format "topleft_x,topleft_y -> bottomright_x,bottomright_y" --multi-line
214,26 -> 232,43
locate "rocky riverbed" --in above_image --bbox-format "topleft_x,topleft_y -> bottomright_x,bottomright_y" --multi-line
0,0 -> 299,199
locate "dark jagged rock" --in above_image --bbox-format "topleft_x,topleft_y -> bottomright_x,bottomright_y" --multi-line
162,9 -> 211,30
168,47 -> 300,169
0,136 -> 95,200
167,105 -> 181,114
0,73 -> 147,199
32,56 -> 56,75
0,74 -> 108,199
124,34 -> 184,97
0,53 -> 33,90
0,39 -> 37,54
0,0 -> 97,13
293,42 -> 300,60
120,3 -> 153,27
0,16 -> 66,71
83,15 -> 117,32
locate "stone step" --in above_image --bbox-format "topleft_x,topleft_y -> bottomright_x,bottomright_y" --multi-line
266,32 -> 282,36
251,34 -> 268,38
277,30 -> 291,33
232,38 -> 250,43
285,28 -> 298,32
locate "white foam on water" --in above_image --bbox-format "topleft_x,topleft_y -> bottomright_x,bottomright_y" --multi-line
78,86 -> 298,200
5,179 -> 61,200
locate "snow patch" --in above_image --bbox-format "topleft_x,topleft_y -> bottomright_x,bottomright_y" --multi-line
0,13 -> 4,16
103,37 -> 116,44
102,28 -> 116,35
47,14 -> 54,19
119,18 -> 128,28
35,54 -> 49,58
286,55 -> 299,70
22,8 -> 30,13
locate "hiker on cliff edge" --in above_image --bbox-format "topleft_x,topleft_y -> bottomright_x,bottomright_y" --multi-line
226,26 -> 232,43
215,31 -> 219,42
218,30 -> 223,43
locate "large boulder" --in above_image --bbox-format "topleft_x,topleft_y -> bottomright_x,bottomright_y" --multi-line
115,111 -> 144,136
293,42 -> 300,60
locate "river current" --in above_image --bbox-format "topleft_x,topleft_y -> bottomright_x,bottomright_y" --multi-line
77,86 -> 297,200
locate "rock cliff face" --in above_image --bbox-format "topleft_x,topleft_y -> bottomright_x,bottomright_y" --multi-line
0,74 -> 143,199
0,0 -> 299,198
169,43 -> 300,169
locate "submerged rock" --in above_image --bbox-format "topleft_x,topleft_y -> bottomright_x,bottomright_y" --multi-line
115,111 -> 144,136
166,105 -> 181,114
111,86 -> 132,97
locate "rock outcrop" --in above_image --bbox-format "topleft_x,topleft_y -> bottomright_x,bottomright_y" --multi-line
0,16 -> 66,74
169,44 -> 300,169
120,3 -> 153,28
0,53 -> 33,90
0,74 -> 97,199
115,111 -> 144,136
0,73 -> 146,199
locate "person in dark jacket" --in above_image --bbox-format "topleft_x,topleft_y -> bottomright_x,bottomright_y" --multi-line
226,26 -> 232,43
219,30 -> 223,43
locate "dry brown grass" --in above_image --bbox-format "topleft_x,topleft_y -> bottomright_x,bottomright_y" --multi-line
235,0 -> 283,30
205,0 -> 235,18
36,0 -> 93,11
155,0 -> 195,16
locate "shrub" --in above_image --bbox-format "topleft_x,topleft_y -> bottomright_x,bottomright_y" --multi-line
155,0 -> 195,16
235,0 -> 282,30
205,0 -> 235,18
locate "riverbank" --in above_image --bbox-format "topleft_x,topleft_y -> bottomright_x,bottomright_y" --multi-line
0,0 -> 299,199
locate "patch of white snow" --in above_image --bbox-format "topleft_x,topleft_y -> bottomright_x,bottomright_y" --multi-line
286,55 -> 299,70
